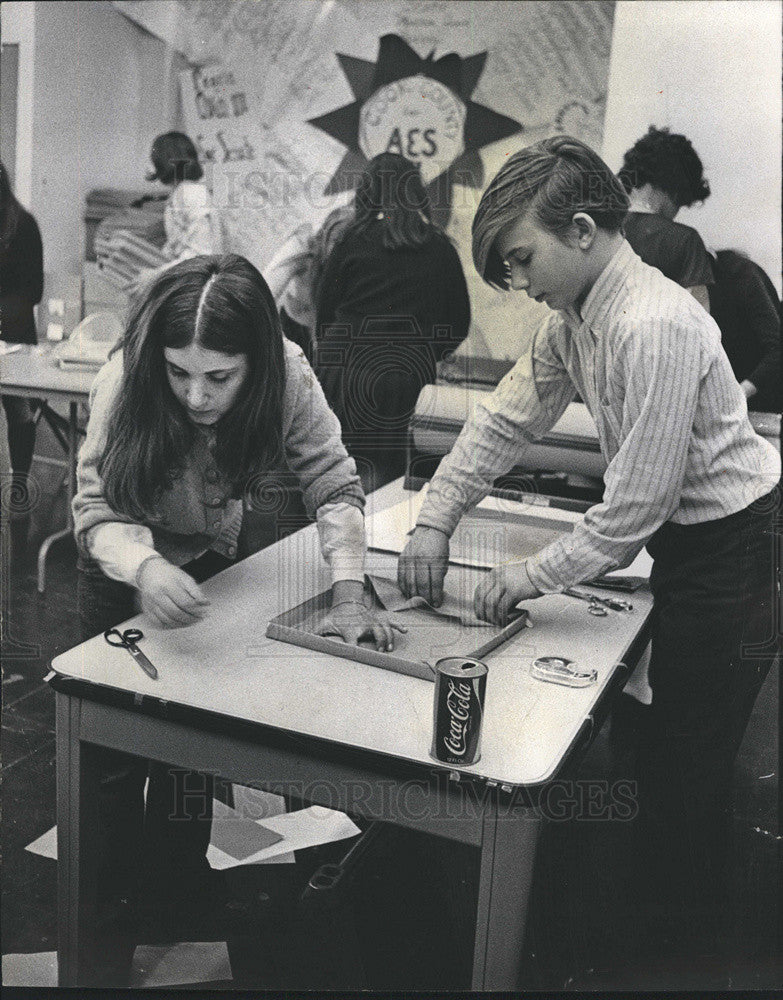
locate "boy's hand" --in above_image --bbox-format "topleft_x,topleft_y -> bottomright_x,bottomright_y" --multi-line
137,557 -> 211,628
474,563 -> 542,625
398,526 -> 449,607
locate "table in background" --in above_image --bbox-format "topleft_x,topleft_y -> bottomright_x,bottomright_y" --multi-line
49,478 -> 653,989
436,354 -> 781,452
1,343 -> 98,591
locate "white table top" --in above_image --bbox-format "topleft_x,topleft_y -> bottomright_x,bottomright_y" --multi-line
51,480 -> 653,788
0,343 -> 97,400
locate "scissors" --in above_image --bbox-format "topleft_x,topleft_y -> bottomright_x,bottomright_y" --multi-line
104,627 -> 158,680
563,588 -> 633,616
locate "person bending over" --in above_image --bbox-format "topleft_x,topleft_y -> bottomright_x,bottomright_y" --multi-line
619,125 -> 713,312
399,135 -> 779,973
73,253 -> 397,983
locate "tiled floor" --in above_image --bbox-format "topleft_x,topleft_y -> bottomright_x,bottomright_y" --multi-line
2,455 -> 780,990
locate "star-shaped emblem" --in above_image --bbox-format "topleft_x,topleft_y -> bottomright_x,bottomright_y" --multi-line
308,34 -> 523,225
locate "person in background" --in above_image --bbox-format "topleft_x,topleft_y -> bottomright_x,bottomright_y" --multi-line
398,136 -> 780,978
708,249 -> 781,411
0,161 -> 44,565
618,126 -> 713,312
264,204 -> 354,361
73,254 -> 398,984
125,132 -> 223,297
315,152 -> 470,493
149,130 -> 223,261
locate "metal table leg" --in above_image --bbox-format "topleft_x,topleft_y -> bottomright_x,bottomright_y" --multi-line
56,692 -> 101,986
37,401 -> 79,593
472,800 -> 542,989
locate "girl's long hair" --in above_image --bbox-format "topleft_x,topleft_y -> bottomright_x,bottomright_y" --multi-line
99,254 -> 286,521
308,204 -> 354,307
350,152 -> 434,250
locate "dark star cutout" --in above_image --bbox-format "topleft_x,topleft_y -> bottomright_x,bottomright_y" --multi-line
309,34 -> 523,201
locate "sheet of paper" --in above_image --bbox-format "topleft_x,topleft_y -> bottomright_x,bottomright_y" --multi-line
132,942 -> 232,987
229,787 -> 295,864
24,825 -> 57,861
368,572 -> 493,627
368,487 -> 654,583
239,806 -> 361,863
366,485 -> 577,569
208,798 -> 284,861
1,951 -> 58,986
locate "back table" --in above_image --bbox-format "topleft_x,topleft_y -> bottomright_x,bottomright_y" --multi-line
0,343 -> 97,590
48,478 -> 653,989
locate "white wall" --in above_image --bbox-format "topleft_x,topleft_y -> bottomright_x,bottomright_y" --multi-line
1,1 -> 36,207
603,0 -> 782,294
2,1 -> 185,275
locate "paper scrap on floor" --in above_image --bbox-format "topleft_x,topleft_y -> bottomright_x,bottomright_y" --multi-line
227,787 -> 295,864
132,941 -> 232,987
2,951 -> 58,987
208,803 -> 360,869
208,798 -> 284,862
26,797 -> 358,870
24,825 -> 57,861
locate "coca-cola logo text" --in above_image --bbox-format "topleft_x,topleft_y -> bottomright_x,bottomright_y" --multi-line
443,678 -> 472,756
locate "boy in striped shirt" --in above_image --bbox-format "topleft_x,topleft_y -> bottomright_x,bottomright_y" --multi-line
398,136 -> 780,970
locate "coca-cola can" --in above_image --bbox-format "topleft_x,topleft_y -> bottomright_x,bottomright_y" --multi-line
430,657 -> 488,766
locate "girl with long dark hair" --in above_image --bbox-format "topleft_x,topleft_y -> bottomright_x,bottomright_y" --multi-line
315,153 -> 470,492
73,253 -> 396,983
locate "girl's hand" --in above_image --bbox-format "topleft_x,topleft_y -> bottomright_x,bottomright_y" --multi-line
137,557 -> 211,628
473,563 -> 542,626
316,600 -> 407,653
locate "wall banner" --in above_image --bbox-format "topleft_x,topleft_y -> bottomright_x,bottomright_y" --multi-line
308,33 -> 523,226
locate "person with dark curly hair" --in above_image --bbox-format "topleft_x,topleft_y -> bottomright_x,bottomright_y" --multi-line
124,133 -> 224,298
618,126 -> 714,312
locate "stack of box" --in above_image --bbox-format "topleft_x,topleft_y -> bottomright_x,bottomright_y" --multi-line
95,229 -> 169,291
84,189 -> 159,261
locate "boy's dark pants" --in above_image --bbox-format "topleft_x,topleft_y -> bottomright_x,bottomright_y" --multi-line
637,488 -> 779,957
